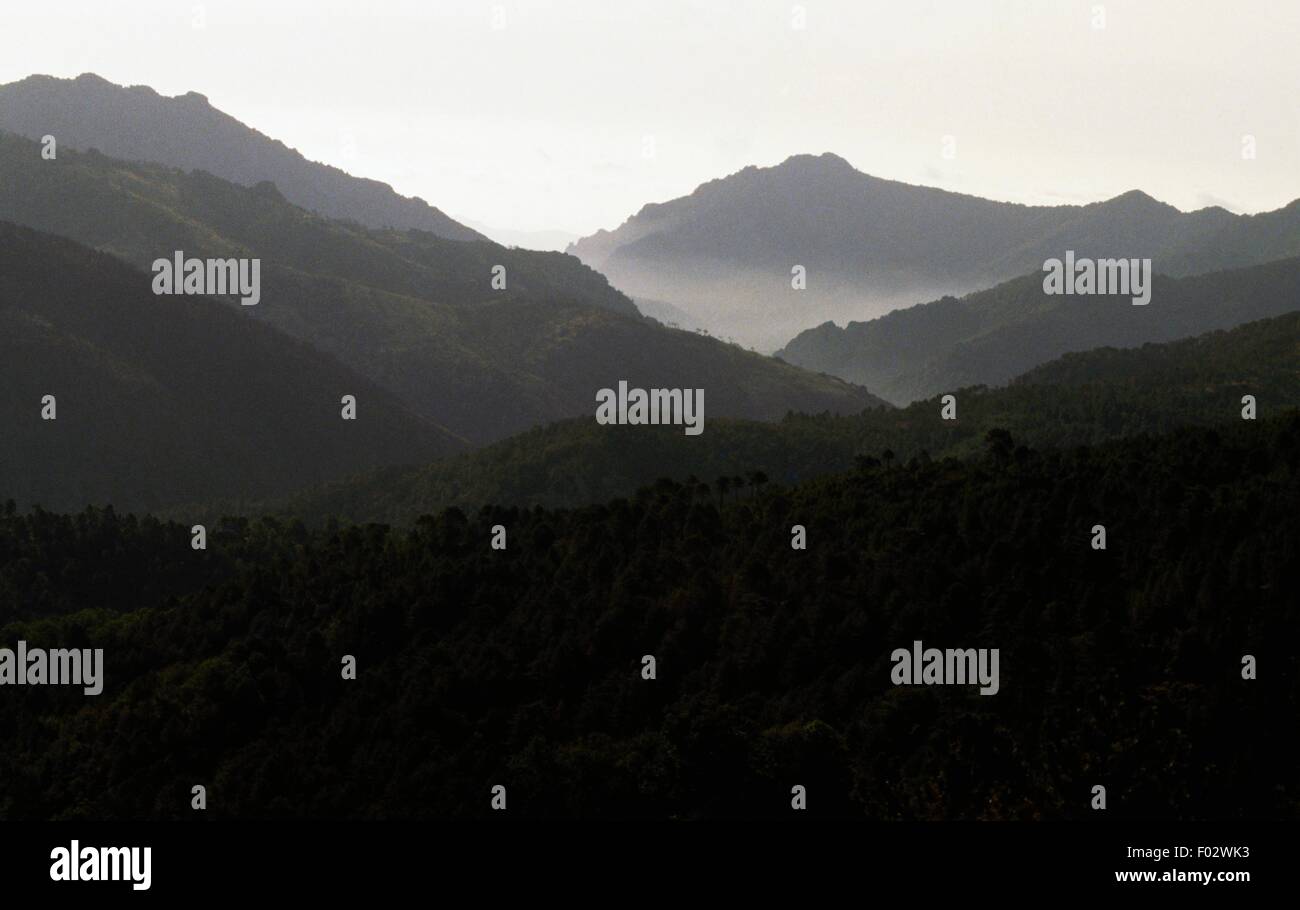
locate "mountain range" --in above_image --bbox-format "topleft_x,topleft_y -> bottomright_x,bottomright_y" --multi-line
0,129 -> 884,452
3,72 -> 1297,518
1,68 -> 1297,827
570,152 -> 1300,351
0,73 -> 486,241
778,255 -> 1300,404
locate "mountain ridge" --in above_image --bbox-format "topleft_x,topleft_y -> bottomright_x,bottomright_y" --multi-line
777,255 -> 1300,404
0,72 -> 487,242
569,152 -> 1300,351
0,131 -> 886,448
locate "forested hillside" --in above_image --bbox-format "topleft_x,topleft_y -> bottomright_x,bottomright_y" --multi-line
778,255 -> 1300,404
0,132 -> 883,445
2,415 -> 1295,819
0,222 -> 463,513
272,311 -> 1300,525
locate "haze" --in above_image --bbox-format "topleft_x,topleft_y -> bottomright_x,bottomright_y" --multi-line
2,0 -> 1296,237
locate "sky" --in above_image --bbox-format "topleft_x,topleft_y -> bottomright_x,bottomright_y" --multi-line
3,0 -> 1298,236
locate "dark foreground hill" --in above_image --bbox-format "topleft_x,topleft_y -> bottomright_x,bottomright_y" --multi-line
0,72 -> 486,241
1,414 -> 1295,819
274,310 -> 1300,525
0,132 -> 884,445
778,255 -> 1300,404
0,222 -> 464,512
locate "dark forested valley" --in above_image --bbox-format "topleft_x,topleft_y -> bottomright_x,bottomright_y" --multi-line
2,415 -> 1295,819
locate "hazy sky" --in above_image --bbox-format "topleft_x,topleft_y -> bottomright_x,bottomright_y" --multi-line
3,0 -> 1297,235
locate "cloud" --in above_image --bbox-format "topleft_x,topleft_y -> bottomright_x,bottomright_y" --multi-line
1192,192 -> 1243,214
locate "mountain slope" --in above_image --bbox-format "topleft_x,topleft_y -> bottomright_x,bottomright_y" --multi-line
778,255 -> 1300,404
0,222 -> 465,513
0,132 -> 882,446
0,72 -> 486,241
4,414 -> 1297,819
273,309 -> 1300,525
0,131 -> 633,318
570,153 -> 1300,351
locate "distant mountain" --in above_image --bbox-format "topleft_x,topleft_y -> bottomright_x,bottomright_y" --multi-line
0,73 -> 486,242
0,132 -> 883,447
632,297 -> 708,333
778,255 -> 1300,404
0,222 -> 465,513
0,131 -> 635,317
461,218 -> 581,251
273,309 -> 1300,525
569,153 -> 1300,351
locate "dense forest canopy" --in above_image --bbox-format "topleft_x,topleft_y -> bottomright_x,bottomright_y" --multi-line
2,415 -> 1296,819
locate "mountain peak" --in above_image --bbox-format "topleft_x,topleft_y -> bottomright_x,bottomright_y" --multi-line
775,151 -> 858,174
1104,188 -> 1177,213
